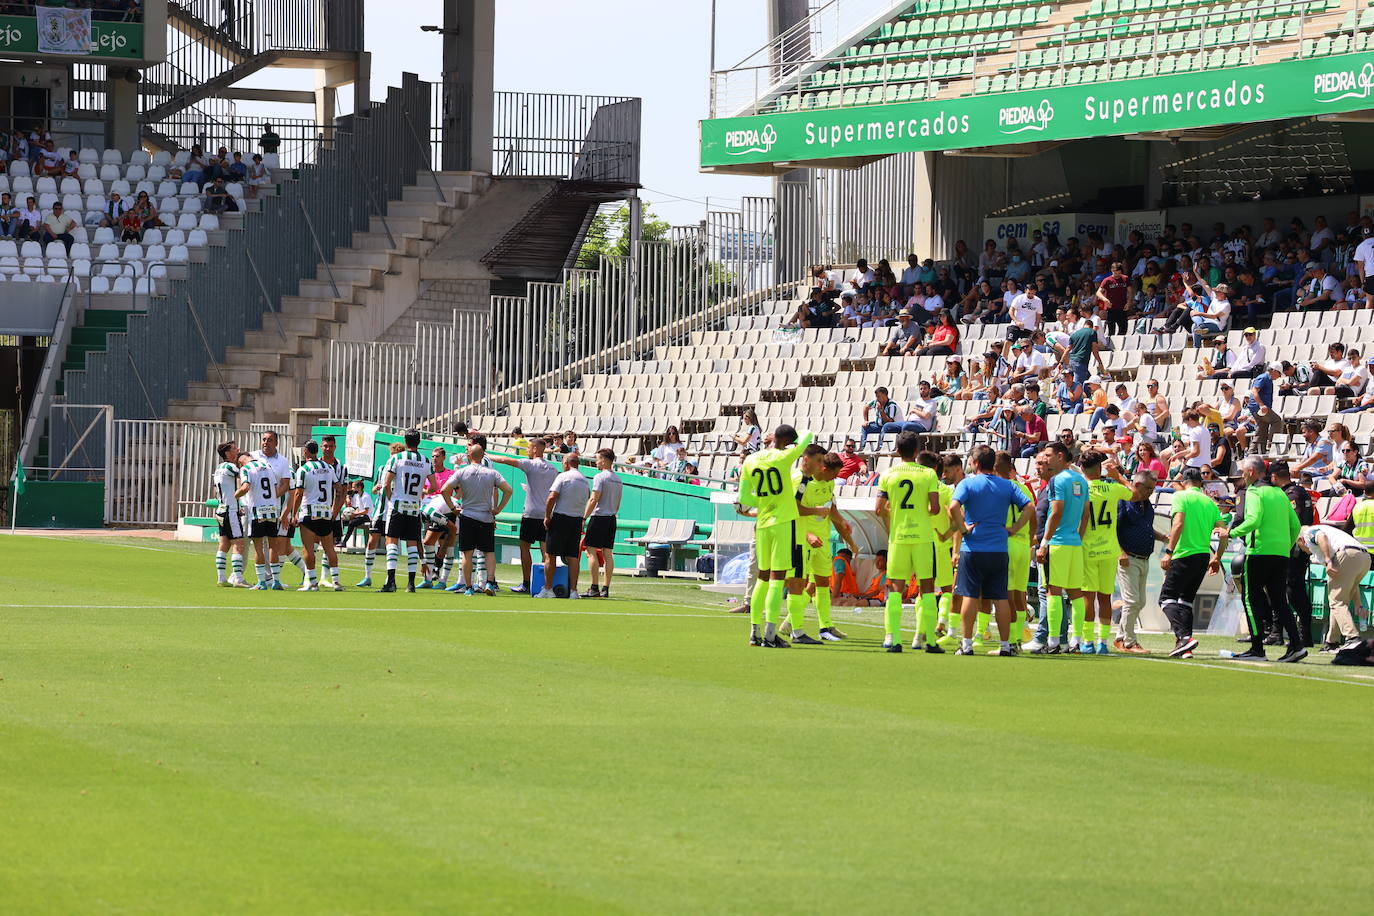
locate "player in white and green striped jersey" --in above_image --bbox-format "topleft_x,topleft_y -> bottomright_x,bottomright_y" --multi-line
286,440 -> 346,591
236,453 -> 288,589
211,439 -> 250,587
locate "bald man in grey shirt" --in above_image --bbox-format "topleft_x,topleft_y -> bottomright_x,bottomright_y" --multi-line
441,444 -> 511,596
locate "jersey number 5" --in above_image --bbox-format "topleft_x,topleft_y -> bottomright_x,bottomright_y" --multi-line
751,466 -> 784,496
317,480 -> 329,503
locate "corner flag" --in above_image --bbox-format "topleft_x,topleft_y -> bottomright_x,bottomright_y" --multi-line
13,458 -> 25,496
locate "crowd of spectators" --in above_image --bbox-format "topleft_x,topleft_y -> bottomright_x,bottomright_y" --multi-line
782,209 -> 1374,501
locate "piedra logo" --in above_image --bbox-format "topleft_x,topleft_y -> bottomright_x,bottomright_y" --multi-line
724,123 -> 778,155
1314,62 -> 1374,103
998,99 -> 1055,134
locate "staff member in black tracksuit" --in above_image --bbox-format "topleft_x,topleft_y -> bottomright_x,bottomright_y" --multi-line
1272,461 -> 1316,647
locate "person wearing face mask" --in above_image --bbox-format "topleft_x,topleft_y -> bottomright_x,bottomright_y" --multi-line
1006,250 -> 1029,283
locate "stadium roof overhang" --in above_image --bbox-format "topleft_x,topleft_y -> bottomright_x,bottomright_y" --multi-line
701,51 -> 1374,174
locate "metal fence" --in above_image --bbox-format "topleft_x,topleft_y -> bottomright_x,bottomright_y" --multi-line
175,421 -> 295,521
488,90 -> 641,184
326,310 -> 491,431
59,74 -> 436,422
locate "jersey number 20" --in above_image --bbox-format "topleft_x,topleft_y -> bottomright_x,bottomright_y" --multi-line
751,466 -> 784,496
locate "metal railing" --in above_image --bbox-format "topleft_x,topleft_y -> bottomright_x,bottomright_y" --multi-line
710,0 -> 1331,116
711,0 -> 916,117
58,74 -> 437,423
487,90 -> 642,184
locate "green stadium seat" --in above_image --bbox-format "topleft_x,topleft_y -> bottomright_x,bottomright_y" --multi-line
1335,34 -> 1352,54
1362,8 -> 1374,29
1315,35 -> 1332,56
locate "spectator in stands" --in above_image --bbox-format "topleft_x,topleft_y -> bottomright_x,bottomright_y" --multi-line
1185,271 -> 1231,347
0,192 -> 17,237
1292,419 -> 1335,481
184,144 -> 209,188
1163,409 -> 1211,476
899,253 -> 921,297
259,123 -> 281,155
1007,280 -> 1042,342
1321,349 -> 1371,399
1054,368 -> 1084,415
880,310 -> 921,357
734,407 -> 761,455
38,201 -> 77,254
874,258 -> 898,296
933,356 -> 964,398
836,439 -> 865,481
226,151 -> 248,183
37,140 -> 63,177
858,387 -> 900,448
952,240 -> 976,290
1310,342 -> 1350,391
1331,445 -> 1371,495
913,309 -> 958,357
1295,261 -> 1339,312
1066,306 -> 1105,383
208,146 -> 232,183
1195,335 -> 1234,381
1226,327 -> 1266,380
1095,260 -> 1132,335
899,381 -> 938,434
651,427 -> 683,465
849,258 -> 875,293
556,430 -> 579,455
204,177 -> 239,215
98,190 -> 130,230
1015,405 -> 1047,458
11,195 -> 40,241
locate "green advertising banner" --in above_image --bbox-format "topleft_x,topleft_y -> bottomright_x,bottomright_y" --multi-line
0,14 -> 145,60
701,51 -> 1374,167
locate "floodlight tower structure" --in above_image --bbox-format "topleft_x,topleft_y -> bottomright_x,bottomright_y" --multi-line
436,0 -> 495,173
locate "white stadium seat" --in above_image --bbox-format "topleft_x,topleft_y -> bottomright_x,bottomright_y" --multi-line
58,177 -> 80,194
142,228 -> 163,246
72,259 -> 92,277
21,257 -> 44,275
168,245 -> 189,262
92,227 -> 115,245
186,229 -> 208,247
77,163 -> 97,180
225,182 -> 244,199
90,276 -> 111,294
172,151 -> 190,167
123,243 -> 144,260
98,164 -> 120,182
35,274 -> 56,283
10,273 -> 30,283
182,197 -> 202,214
11,176 -> 33,195
8,160 -> 29,178
19,241 -> 41,258
35,176 -> 57,194
146,165 -> 167,182
0,240 -> 16,258
135,180 -> 155,198
159,197 -> 180,213
109,179 -> 131,197
129,150 -> 150,167
69,242 -> 91,261
198,213 -> 218,230
61,193 -> 83,212
149,263 -> 167,279
156,180 -> 178,198
0,176 -> 7,195
85,194 -> 106,213
179,182 -> 199,197
112,277 -> 133,294
37,193 -> 57,211
77,148 -> 99,164
176,213 -> 198,230
83,178 -> 104,196
101,149 -> 122,165
95,242 -> 119,262
44,241 -> 66,258
151,150 -> 171,167
0,257 -> 18,275
145,244 -> 167,262
125,164 -> 146,182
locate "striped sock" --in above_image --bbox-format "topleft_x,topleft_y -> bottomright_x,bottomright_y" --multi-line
407,546 -> 419,574
364,549 -> 375,577
215,551 -> 227,582
386,544 -> 399,571
423,546 -> 436,576
231,554 -> 245,580
270,562 -> 282,585
255,563 -> 267,585
286,550 -> 305,571
306,567 -> 317,586
440,556 -> 454,583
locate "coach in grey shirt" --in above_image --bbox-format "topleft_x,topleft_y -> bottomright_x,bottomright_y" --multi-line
442,444 -> 511,594
492,436 -> 560,593
584,448 -> 624,598
540,453 -> 591,598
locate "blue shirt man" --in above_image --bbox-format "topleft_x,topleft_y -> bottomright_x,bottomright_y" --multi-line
953,472 -> 1031,552
1248,370 -> 1273,413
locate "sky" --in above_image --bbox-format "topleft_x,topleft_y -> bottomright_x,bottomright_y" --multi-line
236,0 -> 773,225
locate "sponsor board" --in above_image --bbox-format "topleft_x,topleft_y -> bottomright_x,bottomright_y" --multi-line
982,213 -> 1111,247
1114,209 -> 1169,245
702,51 -> 1374,167
0,13 -> 143,59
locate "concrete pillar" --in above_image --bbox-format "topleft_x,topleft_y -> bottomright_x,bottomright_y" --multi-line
443,0 -> 494,174
105,72 -> 139,152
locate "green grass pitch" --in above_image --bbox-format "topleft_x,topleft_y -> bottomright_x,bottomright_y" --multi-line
2,532 -> 1371,913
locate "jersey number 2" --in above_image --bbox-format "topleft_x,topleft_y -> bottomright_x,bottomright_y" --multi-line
896,479 -> 917,510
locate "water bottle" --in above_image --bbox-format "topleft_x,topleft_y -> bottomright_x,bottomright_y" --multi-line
1218,650 -> 1236,658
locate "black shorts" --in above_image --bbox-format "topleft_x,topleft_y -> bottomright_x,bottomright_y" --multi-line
370,512 -> 387,535
216,512 -> 245,540
583,515 -> 617,550
332,519 -> 344,541
458,516 -> 496,553
250,519 -> 279,540
274,519 -> 296,540
385,511 -> 423,542
546,513 -> 584,558
425,514 -> 452,535
1363,278 -> 1374,296
954,550 -> 1009,601
300,517 -> 335,539
1159,553 -> 1210,605
518,516 -> 547,544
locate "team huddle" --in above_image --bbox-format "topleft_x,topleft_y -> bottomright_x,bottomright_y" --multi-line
209,429 -> 625,599
738,426 -> 1187,656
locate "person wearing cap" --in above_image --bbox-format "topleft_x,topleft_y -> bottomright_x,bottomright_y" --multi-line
1296,261 -> 1340,311
1297,522 -> 1371,652
1184,269 -> 1232,347
880,310 -> 921,357
1195,334 -> 1234,380
1225,327 -> 1266,379
1054,368 -> 1084,415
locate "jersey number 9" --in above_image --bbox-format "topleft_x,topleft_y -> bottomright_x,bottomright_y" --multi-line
259,476 -> 273,499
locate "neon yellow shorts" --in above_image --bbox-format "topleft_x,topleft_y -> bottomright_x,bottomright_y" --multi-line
888,539 -> 935,582
1007,538 -> 1031,593
756,523 -> 796,573
1044,543 -> 1084,590
1084,547 -> 1119,595
934,538 -> 954,590
801,540 -> 832,578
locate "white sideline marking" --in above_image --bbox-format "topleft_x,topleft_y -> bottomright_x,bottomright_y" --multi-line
0,602 -> 733,621
1127,654 -> 1374,688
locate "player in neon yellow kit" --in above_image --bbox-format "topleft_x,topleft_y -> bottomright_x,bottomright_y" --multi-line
929,453 -> 964,649
875,432 -> 942,653
996,450 -> 1037,647
1078,448 -> 1134,654
737,425 -> 814,647
784,445 -> 858,644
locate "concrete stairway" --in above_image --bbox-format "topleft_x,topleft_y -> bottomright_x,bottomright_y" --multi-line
164,171 -> 493,427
